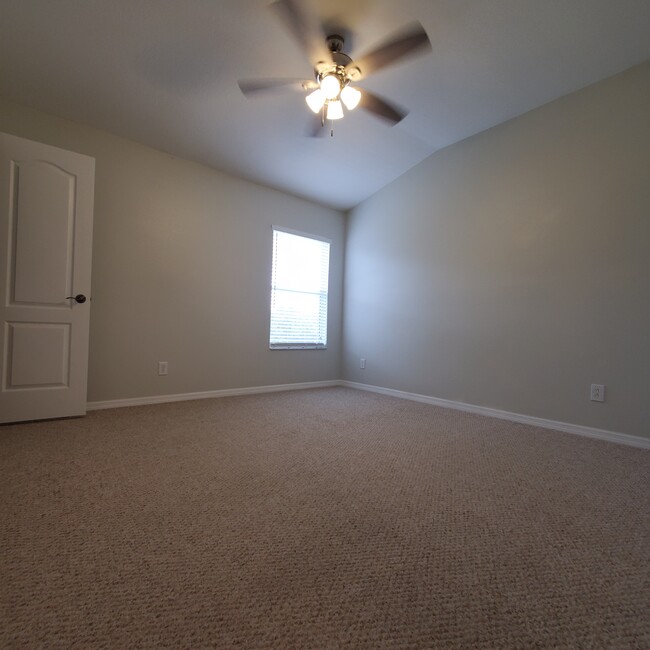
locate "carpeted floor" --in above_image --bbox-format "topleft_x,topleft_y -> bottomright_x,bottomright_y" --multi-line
1,387 -> 648,648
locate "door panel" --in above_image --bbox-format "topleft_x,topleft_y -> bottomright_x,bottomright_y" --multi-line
12,160 -> 75,305
6,322 -> 70,388
0,133 -> 95,423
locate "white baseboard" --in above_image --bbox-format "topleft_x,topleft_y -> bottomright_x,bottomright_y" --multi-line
87,380 -> 340,411
340,380 -> 650,450
87,378 -> 648,450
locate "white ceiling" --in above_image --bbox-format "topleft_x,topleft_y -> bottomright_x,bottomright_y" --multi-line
1,0 -> 649,210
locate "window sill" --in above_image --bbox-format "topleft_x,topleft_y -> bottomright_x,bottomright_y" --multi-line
270,344 -> 327,350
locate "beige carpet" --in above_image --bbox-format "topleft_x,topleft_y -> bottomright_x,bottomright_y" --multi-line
1,387 -> 648,648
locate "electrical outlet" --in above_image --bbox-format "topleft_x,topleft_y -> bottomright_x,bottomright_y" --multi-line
590,384 -> 605,402
158,361 -> 168,376
360,358 -> 366,369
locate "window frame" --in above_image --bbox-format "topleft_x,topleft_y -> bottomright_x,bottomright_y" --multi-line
269,225 -> 331,351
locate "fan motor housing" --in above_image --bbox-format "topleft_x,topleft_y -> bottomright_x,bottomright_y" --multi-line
332,51 -> 352,67
315,34 -> 355,80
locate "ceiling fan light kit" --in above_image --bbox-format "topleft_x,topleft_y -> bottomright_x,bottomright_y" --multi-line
305,69 -> 361,117
238,0 -> 432,136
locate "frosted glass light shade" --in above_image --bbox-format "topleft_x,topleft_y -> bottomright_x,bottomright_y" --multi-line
326,100 -> 344,120
340,85 -> 361,110
305,89 -> 326,113
320,74 -> 341,100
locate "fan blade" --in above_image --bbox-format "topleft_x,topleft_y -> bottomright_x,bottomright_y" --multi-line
270,0 -> 332,69
238,78 -> 317,96
358,90 -> 408,125
345,22 -> 431,80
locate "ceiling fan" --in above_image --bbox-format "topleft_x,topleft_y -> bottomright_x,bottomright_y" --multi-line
238,0 -> 432,135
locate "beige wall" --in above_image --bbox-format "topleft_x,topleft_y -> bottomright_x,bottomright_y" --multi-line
2,62 -> 648,436
343,62 -> 650,438
0,98 -> 345,402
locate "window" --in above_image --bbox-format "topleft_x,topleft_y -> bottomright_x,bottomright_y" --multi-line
270,227 -> 330,349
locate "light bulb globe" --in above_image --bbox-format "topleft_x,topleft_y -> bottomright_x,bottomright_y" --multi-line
305,89 -> 325,114
340,85 -> 361,110
320,74 -> 341,100
326,100 -> 344,120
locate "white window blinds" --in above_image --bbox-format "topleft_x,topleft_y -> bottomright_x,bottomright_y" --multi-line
270,228 -> 330,349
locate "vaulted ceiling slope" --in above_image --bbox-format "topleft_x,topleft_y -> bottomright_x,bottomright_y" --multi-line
1,0 -> 649,209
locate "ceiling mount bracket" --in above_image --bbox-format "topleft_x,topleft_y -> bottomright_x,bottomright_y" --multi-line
326,34 -> 345,53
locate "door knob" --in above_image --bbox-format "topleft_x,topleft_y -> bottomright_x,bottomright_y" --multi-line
66,294 -> 87,304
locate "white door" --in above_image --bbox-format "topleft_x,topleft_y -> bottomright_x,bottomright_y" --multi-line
0,132 -> 95,423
